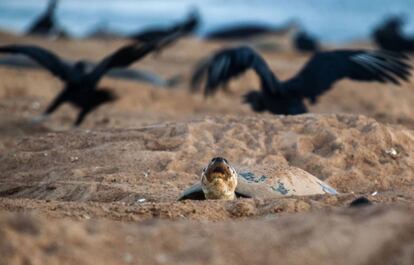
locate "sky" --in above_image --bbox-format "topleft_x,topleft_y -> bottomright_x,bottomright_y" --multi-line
0,0 -> 413,43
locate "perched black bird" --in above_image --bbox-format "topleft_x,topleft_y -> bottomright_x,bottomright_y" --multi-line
373,16 -> 414,52
349,196 -> 373,207
293,31 -> 319,52
204,20 -> 299,40
27,0 -> 65,37
130,11 -> 199,43
86,21 -> 121,39
191,46 -> 411,114
0,34 -> 180,126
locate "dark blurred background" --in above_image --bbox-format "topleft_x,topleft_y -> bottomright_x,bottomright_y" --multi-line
0,0 -> 413,43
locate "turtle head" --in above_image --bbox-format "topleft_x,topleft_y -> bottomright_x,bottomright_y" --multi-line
201,157 -> 238,200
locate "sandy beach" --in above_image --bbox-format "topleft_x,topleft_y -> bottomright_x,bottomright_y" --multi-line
0,33 -> 413,264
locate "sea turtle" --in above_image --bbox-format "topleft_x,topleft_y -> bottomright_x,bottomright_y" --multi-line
178,157 -> 337,200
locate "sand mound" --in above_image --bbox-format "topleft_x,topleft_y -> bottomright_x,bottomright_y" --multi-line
0,114 -> 413,207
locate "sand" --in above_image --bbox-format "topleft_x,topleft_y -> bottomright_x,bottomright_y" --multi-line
0,33 -> 413,265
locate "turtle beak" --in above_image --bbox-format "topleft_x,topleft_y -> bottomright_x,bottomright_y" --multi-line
206,160 -> 232,182
212,165 -> 226,174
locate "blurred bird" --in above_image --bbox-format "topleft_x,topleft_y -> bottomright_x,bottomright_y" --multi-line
0,54 -> 182,88
130,10 -> 199,43
86,21 -> 121,39
27,0 -> 66,37
191,46 -> 411,115
204,20 -> 299,40
0,33 -> 181,126
349,197 -> 373,207
293,31 -> 319,52
373,16 -> 414,52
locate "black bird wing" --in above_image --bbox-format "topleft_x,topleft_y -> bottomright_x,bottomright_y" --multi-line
163,10 -> 199,38
130,29 -> 169,42
190,58 -> 211,92
27,0 -> 58,34
86,32 -> 182,86
283,50 -> 412,101
192,46 -> 282,96
131,11 -> 198,42
176,11 -> 199,34
0,44 -> 72,81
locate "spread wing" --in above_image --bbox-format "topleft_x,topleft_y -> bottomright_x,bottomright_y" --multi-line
162,10 -> 199,38
0,44 -> 72,81
191,46 -> 282,96
131,11 -> 198,42
283,50 -> 412,101
86,32 -> 182,85
176,11 -> 199,35
190,58 -> 211,92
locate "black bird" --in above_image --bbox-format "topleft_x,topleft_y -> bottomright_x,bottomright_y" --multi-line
27,0 -> 65,37
191,46 -> 411,115
349,196 -> 373,207
373,16 -> 414,52
0,35 -> 180,126
130,11 -> 199,43
0,54 -> 181,87
293,31 -> 319,52
204,20 -> 299,41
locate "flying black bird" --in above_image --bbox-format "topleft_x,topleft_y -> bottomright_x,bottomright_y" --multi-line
129,11 -> 199,43
0,34 -> 181,126
0,55 -> 182,87
27,0 -> 65,37
191,46 -> 411,115
373,16 -> 414,52
293,31 -> 319,52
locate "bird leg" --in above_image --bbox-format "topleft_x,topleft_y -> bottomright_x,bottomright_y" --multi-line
44,91 -> 66,115
31,90 -> 66,124
73,108 -> 91,127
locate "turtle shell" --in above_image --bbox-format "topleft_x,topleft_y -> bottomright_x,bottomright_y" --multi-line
178,165 -> 337,200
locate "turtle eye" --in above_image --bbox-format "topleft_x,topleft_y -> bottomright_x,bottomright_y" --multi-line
223,158 -> 228,163
202,167 -> 206,172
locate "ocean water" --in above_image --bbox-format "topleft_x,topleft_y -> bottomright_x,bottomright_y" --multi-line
0,0 -> 413,43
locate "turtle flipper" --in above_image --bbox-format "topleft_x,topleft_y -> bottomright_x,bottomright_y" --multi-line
178,182 -> 205,200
